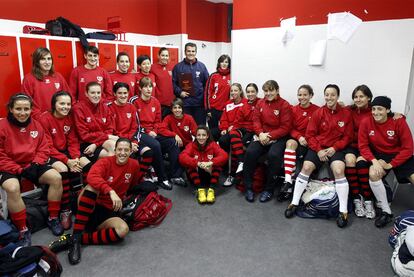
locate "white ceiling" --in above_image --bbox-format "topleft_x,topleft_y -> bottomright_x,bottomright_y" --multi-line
206,0 -> 233,4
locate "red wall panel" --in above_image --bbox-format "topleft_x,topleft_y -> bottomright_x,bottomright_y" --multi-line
97,42 -> 116,72
117,44 -> 135,72
49,39 -> 74,82
152,47 -> 179,66
0,36 -> 21,117
136,46 -> 152,62
234,0 -> 414,30
158,0 -> 186,35
19,37 -> 46,76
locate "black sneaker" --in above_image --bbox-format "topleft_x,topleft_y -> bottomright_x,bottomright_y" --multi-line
47,218 -> 64,236
284,204 -> 297,218
49,233 -> 73,253
375,212 -> 393,228
336,212 -> 349,228
170,177 -> 186,187
68,234 -> 82,265
158,180 -> 173,190
18,229 -> 32,247
277,182 -> 293,202
245,189 -> 255,203
259,191 -> 273,202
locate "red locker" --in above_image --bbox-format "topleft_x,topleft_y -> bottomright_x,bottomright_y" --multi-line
49,39 -> 74,82
117,44 -> 134,71
19,37 -> 46,77
136,45 -> 151,61
74,41 -> 96,67
152,47 -> 179,66
97,42 -> 116,72
0,36 -> 21,117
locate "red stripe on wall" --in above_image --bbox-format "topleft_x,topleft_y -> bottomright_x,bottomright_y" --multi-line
233,0 -> 414,30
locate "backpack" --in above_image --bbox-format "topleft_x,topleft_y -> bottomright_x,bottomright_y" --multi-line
0,246 -> 44,276
389,210 -> 414,248
23,197 -> 49,233
295,179 -> 340,219
122,192 -> 172,231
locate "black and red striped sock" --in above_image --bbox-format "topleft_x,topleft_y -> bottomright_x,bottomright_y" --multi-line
230,130 -> 244,162
356,160 -> 372,200
60,172 -> 71,211
345,167 -> 359,199
73,190 -> 97,235
81,228 -> 121,245
140,149 -> 153,177
187,168 -> 201,186
210,168 -> 221,186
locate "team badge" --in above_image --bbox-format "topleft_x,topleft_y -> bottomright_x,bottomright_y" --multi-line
184,126 -> 189,132
274,110 -> 279,116
207,154 -> 213,160
52,128 -> 57,134
130,82 -> 135,87
97,76 -> 103,82
194,155 -> 198,159
151,107 -> 156,113
303,112 -> 307,116
126,113 -> 131,119
177,122 -> 181,126
107,176 -> 113,182
86,117 -> 91,123
102,118 -> 107,123
369,130 -> 375,136
338,121 -> 344,127
196,71 -> 201,78
125,173 -> 131,179
260,108 -> 263,112
30,131 -> 38,138
45,79 -> 50,84
387,130 -> 395,137
54,83 -> 60,89
168,71 -> 172,76
64,125 -> 70,133
20,128 -> 26,133
80,78 -> 85,83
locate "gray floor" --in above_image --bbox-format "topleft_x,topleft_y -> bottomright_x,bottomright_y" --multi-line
32,182 -> 414,277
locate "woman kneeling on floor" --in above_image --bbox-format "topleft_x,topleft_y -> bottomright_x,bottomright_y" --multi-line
179,126 -> 228,204
49,138 -> 143,265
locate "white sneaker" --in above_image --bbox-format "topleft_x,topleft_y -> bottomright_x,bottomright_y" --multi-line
364,200 -> 376,219
223,176 -> 234,187
353,198 -> 366,218
236,162 -> 244,174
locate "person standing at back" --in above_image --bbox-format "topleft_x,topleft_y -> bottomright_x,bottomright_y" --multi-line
172,42 -> 209,125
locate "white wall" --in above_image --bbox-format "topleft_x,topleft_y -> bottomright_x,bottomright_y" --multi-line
188,39 -> 232,74
232,19 -> 414,115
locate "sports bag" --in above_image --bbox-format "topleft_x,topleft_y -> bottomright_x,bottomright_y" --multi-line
35,246 -> 63,277
389,210 -> 414,248
23,197 -> 49,233
86,31 -> 116,40
296,179 -> 340,219
0,220 -> 19,246
23,25 -> 50,35
123,192 -> 172,231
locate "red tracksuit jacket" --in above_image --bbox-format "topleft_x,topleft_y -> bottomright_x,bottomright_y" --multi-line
253,96 -> 292,140
87,156 -> 141,210
290,103 -> 319,141
347,105 -> 371,149
233,98 -> 259,132
219,98 -> 247,131
72,100 -> 115,146
39,112 -> 80,163
204,69 -> 231,111
107,102 -> 139,143
109,71 -> 137,100
162,114 -> 197,145
358,116 -> 413,167
306,104 -> 353,152
179,141 -> 228,169
21,73 -> 70,119
151,63 -> 175,107
69,66 -> 112,102
0,118 -> 49,174
132,96 -> 170,136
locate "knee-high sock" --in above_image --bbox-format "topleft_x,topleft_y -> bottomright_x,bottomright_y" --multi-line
187,168 -> 201,187
10,209 -> 27,231
345,167 -> 359,199
370,179 -> 392,214
60,172 -> 71,211
291,173 -> 309,205
81,228 -> 122,245
284,149 -> 296,184
356,161 -> 372,200
73,190 -> 97,235
210,168 -> 221,187
139,149 -> 153,178
48,200 -> 61,219
230,131 -> 244,162
335,178 -> 349,213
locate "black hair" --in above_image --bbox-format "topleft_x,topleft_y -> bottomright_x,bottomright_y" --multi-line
324,84 -> 340,96
113,82 -> 130,94
116,52 -> 130,63
51,91 -> 72,113
115,137 -> 132,149
195,125 -> 212,151
136,55 -> 151,66
86,45 -> 99,55
298,84 -> 314,96
158,47 -> 169,56
352,84 -> 372,102
184,42 -> 197,52
7,93 -> 33,110
246,83 -> 258,92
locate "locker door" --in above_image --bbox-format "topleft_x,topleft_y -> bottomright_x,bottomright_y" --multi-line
19,37 -> 46,76
75,41 -> 96,67
117,44 -> 134,72
97,42 -> 116,72
0,36 -> 21,117
152,47 -> 179,66
49,39 -> 74,82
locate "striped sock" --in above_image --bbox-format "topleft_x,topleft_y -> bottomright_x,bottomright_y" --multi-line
60,172 -> 71,211
81,228 -> 121,245
73,190 -> 97,235
210,168 -> 222,187
188,168 -> 201,186
140,149 -> 153,178
230,130 -> 244,161
356,160 -> 372,200
335,178 -> 349,213
284,149 -> 296,184
345,167 -> 359,199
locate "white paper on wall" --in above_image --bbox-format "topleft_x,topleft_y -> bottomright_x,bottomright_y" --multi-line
281,17 -> 296,43
327,12 -> 362,43
309,39 -> 327,66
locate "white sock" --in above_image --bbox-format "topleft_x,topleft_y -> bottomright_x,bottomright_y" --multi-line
369,179 -> 392,214
291,173 -> 309,205
335,178 -> 349,213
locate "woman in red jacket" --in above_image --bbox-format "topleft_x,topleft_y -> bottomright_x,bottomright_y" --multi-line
72,82 -> 117,162
358,96 -> 414,228
39,91 -> 92,230
243,80 -> 292,203
205,55 -> 231,138
21,47 -> 70,119
151,47 -> 176,118
285,84 -> 353,228
179,125 -> 228,204
109,52 -> 137,100
278,85 -> 319,201
0,93 -> 64,244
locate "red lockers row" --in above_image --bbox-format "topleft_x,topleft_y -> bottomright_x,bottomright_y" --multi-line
0,34 -> 179,117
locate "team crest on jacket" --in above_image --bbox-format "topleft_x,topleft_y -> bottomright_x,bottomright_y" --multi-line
126,113 -> 131,119
369,130 -> 375,136
303,111 -> 307,116
125,173 -> 131,180
273,110 -> 279,116
194,155 -> 198,159
338,121 -> 344,128
184,126 -> 189,132
130,82 -> 135,87
80,78 -> 85,83
387,130 -> 395,137
30,131 -> 38,138
196,71 -> 200,78
97,76 -> 103,82
64,125 -> 70,134
107,176 -> 113,182
54,83 -> 60,89
168,70 -> 172,76
86,117 -> 91,123
102,118 -> 107,123
45,79 -> 50,84
207,154 -> 213,160
52,128 -> 57,134
151,107 -> 156,113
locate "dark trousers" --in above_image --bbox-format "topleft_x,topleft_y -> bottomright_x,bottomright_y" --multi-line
218,133 -> 231,152
184,106 -> 206,126
243,138 -> 287,192
208,108 -> 222,140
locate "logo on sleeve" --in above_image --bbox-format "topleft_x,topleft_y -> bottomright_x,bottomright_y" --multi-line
30,131 -> 38,138
338,121 -> 344,128
45,79 -> 50,84
52,128 -> 57,134
302,111 -> 307,116
102,118 -> 107,123
86,117 -> 91,123
184,126 -> 189,132
54,83 -> 60,89
273,110 -> 279,116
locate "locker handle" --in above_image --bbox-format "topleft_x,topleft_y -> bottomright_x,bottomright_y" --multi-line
58,54 -> 66,58
0,52 -> 9,56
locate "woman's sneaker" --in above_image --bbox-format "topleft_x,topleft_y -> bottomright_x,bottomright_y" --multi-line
206,188 -> 215,204
364,200 -> 376,219
47,218 -> 64,236
197,188 -> 207,204
353,198 -> 366,218
60,210 -> 73,230
223,176 -> 234,187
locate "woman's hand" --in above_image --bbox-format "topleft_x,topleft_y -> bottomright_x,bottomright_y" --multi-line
67,158 -> 82,173
109,190 -> 123,212
259,132 -> 270,145
131,142 -> 139,153
84,144 -> 97,155
298,136 -> 307,146
108,135 -> 119,141
372,159 -> 386,177
180,91 -> 190,98
317,149 -> 329,162
175,135 -> 183,147
148,131 -> 157,138
325,147 -> 336,157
